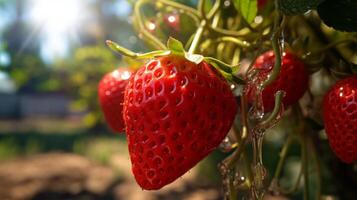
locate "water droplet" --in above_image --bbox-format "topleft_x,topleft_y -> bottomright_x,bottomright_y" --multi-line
219,137 -> 234,152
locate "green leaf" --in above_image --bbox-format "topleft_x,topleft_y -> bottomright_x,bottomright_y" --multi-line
233,0 -> 257,24
317,0 -> 357,32
184,52 -> 204,64
106,40 -> 170,59
231,74 -> 246,85
106,40 -> 137,57
167,37 -> 185,54
137,50 -> 171,59
204,57 -> 234,74
279,0 -> 323,15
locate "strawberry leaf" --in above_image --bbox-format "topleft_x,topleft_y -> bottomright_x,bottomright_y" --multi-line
137,50 -> 171,59
204,57 -> 234,73
167,37 -> 185,54
233,0 -> 257,24
184,52 -> 204,64
106,40 -> 137,57
106,40 -> 170,59
317,0 -> 357,32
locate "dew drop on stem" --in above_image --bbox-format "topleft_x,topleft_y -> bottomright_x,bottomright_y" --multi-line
219,136 -> 234,153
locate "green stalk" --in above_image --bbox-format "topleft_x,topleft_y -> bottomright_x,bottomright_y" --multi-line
188,21 -> 206,54
259,91 -> 284,128
261,0 -> 285,88
272,134 -> 294,181
301,133 -> 310,200
134,0 -> 166,49
216,37 -> 251,48
306,38 -> 357,56
156,0 -> 201,21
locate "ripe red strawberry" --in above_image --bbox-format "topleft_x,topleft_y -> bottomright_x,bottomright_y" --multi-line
123,55 -> 237,190
247,51 -> 309,112
164,14 -> 180,32
323,75 -> 357,163
258,0 -> 269,9
98,68 -> 132,133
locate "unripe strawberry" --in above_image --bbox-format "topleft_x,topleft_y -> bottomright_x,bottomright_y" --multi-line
123,55 -> 237,190
323,75 -> 357,163
98,68 -> 132,133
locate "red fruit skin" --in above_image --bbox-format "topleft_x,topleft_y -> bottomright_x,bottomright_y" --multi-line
164,14 -> 180,32
123,55 -> 237,190
98,69 -> 132,133
323,75 -> 357,163
247,51 -> 309,112
258,0 -> 268,9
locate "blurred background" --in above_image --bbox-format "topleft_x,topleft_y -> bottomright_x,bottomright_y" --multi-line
0,0 -> 355,200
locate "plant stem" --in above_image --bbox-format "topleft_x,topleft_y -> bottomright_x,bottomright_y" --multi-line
189,21 -> 206,54
223,89 -> 249,169
259,91 -> 284,128
306,38 -> 357,56
207,0 -> 222,19
216,37 -> 251,48
198,0 -> 208,20
156,0 -> 201,21
261,0 -> 284,88
231,48 -> 241,66
272,134 -> 294,181
301,132 -> 310,200
134,0 -> 166,49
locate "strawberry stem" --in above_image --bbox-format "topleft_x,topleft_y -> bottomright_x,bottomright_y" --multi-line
134,0 -> 166,49
259,90 -> 284,128
188,21 -> 206,54
261,0 -> 285,89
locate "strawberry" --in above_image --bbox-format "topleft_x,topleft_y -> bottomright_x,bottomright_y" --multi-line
98,68 -> 132,133
258,0 -> 269,9
123,55 -> 237,190
164,13 -> 180,32
323,75 -> 357,163
247,51 -> 309,112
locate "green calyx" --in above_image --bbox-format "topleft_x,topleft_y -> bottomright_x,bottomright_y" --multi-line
106,37 -> 245,85
106,40 -> 171,59
167,37 -> 245,84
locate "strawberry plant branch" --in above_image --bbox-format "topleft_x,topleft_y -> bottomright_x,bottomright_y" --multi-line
197,0 -> 208,21
155,0 -> 201,22
301,131 -> 310,200
207,0 -> 221,19
268,133 -> 304,195
259,90 -> 284,128
134,0 -> 204,50
250,90 -> 284,199
221,88 -> 252,200
305,37 -> 357,57
271,134 -> 294,182
278,166 -> 303,195
310,135 -> 322,200
261,0 -> 285,89
188,0 -> 209,54
295,15 -> 350,66
215,37 -> 251,48
231,48 -> 241,66
188,21 -> 206,54
134,0 -> 166,49
211,11 -> 221,28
